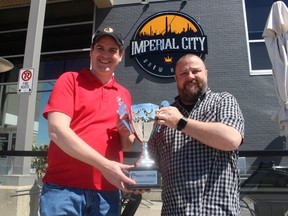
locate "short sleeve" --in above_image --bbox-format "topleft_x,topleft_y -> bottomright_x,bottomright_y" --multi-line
43,72 -> 76,119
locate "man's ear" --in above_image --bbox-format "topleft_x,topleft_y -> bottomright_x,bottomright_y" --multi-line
119,50 -> 125,61
89,45 -> 94,57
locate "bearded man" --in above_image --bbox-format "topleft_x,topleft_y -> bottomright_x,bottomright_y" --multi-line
149,54 -> 245,216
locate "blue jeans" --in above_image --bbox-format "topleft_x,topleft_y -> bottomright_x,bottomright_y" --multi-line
40,183 -> 121,216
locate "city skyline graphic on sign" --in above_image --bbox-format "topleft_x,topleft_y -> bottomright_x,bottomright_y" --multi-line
139,15 -> 198,37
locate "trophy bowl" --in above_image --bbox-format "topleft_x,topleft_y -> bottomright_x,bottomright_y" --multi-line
125,103 -> 161,189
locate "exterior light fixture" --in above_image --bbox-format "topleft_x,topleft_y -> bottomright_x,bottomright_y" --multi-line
0,58 -> 14,73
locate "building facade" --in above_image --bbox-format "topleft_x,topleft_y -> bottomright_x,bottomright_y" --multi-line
0,0 -> 288,214
0,0 -> 287,169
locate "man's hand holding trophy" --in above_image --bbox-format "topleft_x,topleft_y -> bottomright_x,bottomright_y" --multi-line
118,98 -> 169,189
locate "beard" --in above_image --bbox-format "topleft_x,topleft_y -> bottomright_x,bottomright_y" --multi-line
179,80 -> 207,104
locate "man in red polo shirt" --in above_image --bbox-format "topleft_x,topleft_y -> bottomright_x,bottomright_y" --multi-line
40,27 -> 137,216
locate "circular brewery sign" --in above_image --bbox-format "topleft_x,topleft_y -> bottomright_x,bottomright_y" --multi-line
130,11 -> 208,78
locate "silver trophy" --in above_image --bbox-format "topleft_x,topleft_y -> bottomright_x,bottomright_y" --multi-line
126,103 -> 161,189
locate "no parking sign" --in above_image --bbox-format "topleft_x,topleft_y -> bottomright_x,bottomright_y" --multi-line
18,68 -> 34,93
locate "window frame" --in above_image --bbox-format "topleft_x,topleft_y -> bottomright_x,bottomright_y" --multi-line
243,0 -> 273,76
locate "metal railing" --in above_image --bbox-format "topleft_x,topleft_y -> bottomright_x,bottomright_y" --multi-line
1,150 -> 288,157
0,149 -> 288,216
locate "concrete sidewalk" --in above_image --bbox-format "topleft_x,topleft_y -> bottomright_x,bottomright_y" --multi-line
128,189 -> 162,216
134,200 -> 162,216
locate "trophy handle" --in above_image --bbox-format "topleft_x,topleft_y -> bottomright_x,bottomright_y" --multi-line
117,97 -> 134,134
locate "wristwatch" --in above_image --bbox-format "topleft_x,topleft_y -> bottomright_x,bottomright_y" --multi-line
176,117 -> 188,131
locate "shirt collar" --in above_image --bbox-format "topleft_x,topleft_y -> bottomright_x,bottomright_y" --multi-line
81,68 -> 117,89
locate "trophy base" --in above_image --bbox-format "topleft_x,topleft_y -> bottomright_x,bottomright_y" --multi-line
125,167 -> 161,189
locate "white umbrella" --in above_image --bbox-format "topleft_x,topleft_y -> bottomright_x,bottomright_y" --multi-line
263,1 -> 288,137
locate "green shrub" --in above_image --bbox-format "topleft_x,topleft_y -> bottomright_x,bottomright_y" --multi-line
31,144 -> 48,178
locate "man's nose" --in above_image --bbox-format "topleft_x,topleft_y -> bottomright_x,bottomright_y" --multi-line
187,72 -> 195,79
100,49 -> 111,56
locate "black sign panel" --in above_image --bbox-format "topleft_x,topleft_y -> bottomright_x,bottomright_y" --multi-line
131,11 -> 208,78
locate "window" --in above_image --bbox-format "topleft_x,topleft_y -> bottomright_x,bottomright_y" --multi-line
243,0 -> 288,75
0,0 -> 93,162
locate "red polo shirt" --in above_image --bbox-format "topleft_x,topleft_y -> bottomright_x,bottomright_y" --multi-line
42,68 -> 132,190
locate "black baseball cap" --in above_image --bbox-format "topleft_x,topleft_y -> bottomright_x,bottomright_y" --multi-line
92,27 -> 124,48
